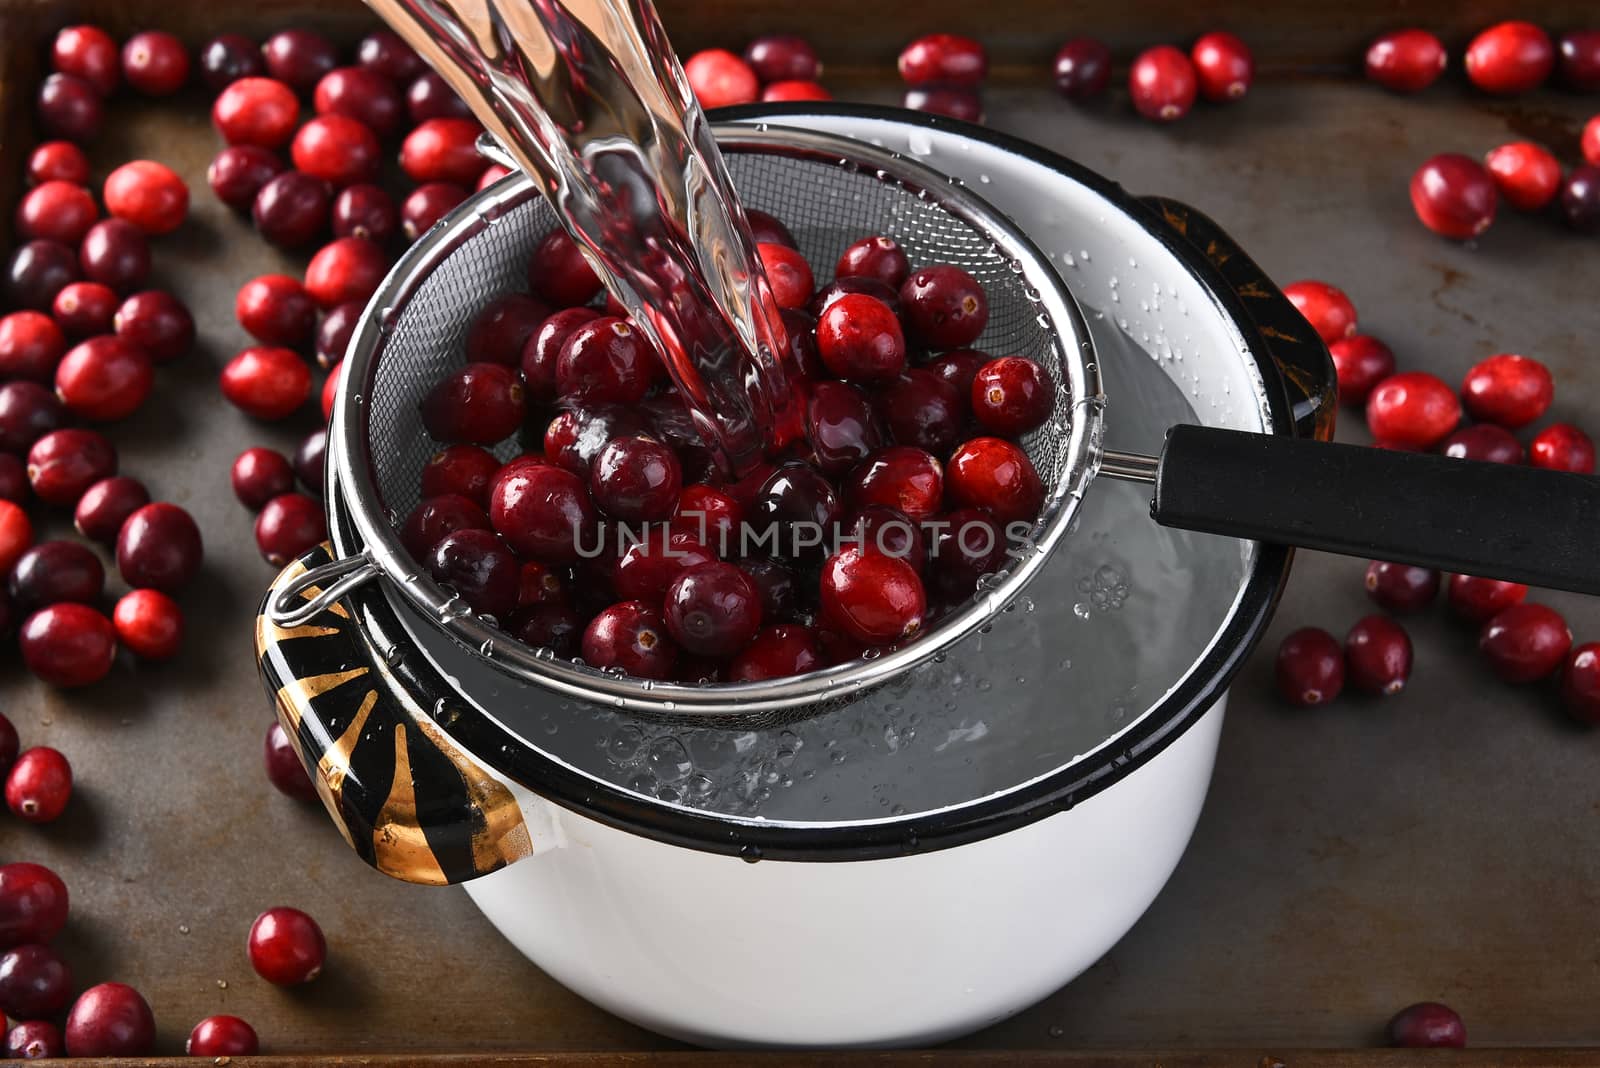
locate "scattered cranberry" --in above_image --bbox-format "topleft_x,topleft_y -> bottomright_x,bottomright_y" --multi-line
37,74 -> 104,143
265,720 -> 316,802
15,181 -> 97,246
684,49 -> 760,108
19,603 -> 115,688
213,76 -> 300,148
1389,1002 -> 1466,1048
1190,32 -> 1253,102
102,291 -> 191,363
1559,165 -> 1600,233
421,362 -> 525,443
761,80 -> 831,102
315,66 -> 403,137
256,494 -> 327,565
79,219 -> 150,292
665,562 -> 762,658
743,34 -> 821,83
820,547 -> 926,646
1053,38 -> 1113,99
1366,372 -> 1461,449
304,236 -> 386,309
4,748 -> 72,823
1410,153 -> 1498,240
1480,602 -> 1572,683
612,529 -> 716,602
429,529 -> 520,618
6,1019 -> 64,1059
221,346 -> 312,420
293,429 -> 326,497
199,33 -> 265,91
1366,29 -> 1448,92
27,141 -> 90,187
1447,573 -> 1528,622
400,118 -> 484,185
526,229 -> 602,308
1282,280 -> 1357,344
0,312 -> 66,383
1441,423 -> 1524,465
233,447 -> 295,509
489,462 -> 596,564
897,33 -> 986,87
1344,615 -> 1413,695
6,240 -> 80,312
55,335 -> 153,422
0,502 -> 31,574
333,183 -> 399,243
1129,46 -> 1198,122
0,863 -> 69,948
406,70 -> 472,123
117,502 -> 203,591
1559,30 -> 1600,91
1364,561 -> 1440,614
52,25 -> 120,95
317,301 -> 363,369
26,427 -> 116,505
1529,423 -> 1596,473
1586,118 -> 1600,167
946,436 -> 1043,524
121,30 -> 188,95
112,588 -> 183,661
207,144 -> 286,213
0,942 -> 74,1018
583,601 -> 678,678
727,624 -> 821,682
237,274 -> 315,346
52,282 -> 118,338
187,1014 -> 260,1057
1461,353 -> 1552,429
1327,335 -> 1395,408
1275,627 -> 1345,706
262,28 -> 338,91
902,86 -> 985,123
1484,142 -> 1562,212
65,982 -> 156,1057
252,171 -> 331,248
74,475 -> 149,544
590,437 -> 682,522
9,540 -> 102,610
1561,643 -> 1600,724
401,181 -> 469,240
291,115 -> 381,189
1465,21 -> 1554,95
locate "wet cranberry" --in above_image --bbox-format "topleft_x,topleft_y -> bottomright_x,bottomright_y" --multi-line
1129,46 -> 1197,121
903,86 -> 985,123
37,74 -> 103,142
852,504 -> 927,572
515,560 -> 566,608
946,437 -> 1042,525
1411,154 -> 1498,239
1190,31 -> 1253,102
750,462 -> 842,560
1053,38 -> 1112,99
466,294 -> 551,367
971,356 -> 1052,436
315,66 -> 403,137
1481,603 -> 1572,683
845,446 -> 943,520
257,494 -> 328,565
15,181 -> 97,246
1283,280 -> 1357,344
331,184 -> 398,244
757,243 -> 814,310
665,562 -> 762,658
253,171 -> 331,248
556,318 -> 655,404
731,558 -> 798,622
902,265 -> 988,349
1389,1002 -> 1466,1048
640,393 -> 717,481
743,34 -> 820,83
762,79 -> 831,102
1328,335 -> 1396,407
673,484 -> 742,548
406,70 -> 472,123
199,33 -> 265,91
262,28 -> 338,90
400,118 -> 484,185
506,602 -> 578,657
74,475 -> 148,543
187,1014 -> 260,1057
52,25 -> 119,95
810,279 -> 899,323
0,313 -> 64,384
925,348 -> 988,394
316,301 -> 363,369
1562,643 -> 1600,724
6,241 -> 79,312
65,982 -> 156,1056
117,502 -> 202,591
816,294 -> 906,384
1484,142 -> 1562,212
1530,423 -> 1595,473
1441,424 -> 1524,465
52,282 -> 117,338
221,346 -> 312,420
294,429 -> 326,497
0,502 -> 31,572
0,942 -> 73,1018
4,747 -> 72,823
79,219 -> 148,293
1274,627 -> 1345,707
421,444 -> 498,507
612,530 -> 716,602
526,229 -> 602,308
233,448 -> 295,510
6,1019 -> 63,1059
213,76 -> 299,148
1561,31 -> 1600,91
9,540 -> 102,610
1465,21 -> 1553,95
726,624 -> 821,682
1364,561 -> 1439,614
107,289 -> 193,364
1559,164 -> 1600,233
582,602 -> 676,678
26,428 -> 115,505
805,380 -> 883,476
400,494 -> 487,559
543,405 -> 648,476
820,547 -> 926,645
122,30 -> 188,95
590,437 -> 682,522
291,115 -> 381,189
265,719 -> 317,802
745,210 -> 796,249
684,49 -> 759,108
55,335 -> 153,422
832,239 -> 906,292
1365,29 -> 1447,92
489,462 -> 596,564
304,236 -> 386,310
19,603 -> 115,688
28,141 -> 90,187
1344,615 -> 1413,695
207,144 -> 286,213
421,362 -> 524,444
1366,372 -> 1461,448
428,529 -> 520,618
1461,353 -> 1552,429
880,370 -> 963,457
1447,573 -> 1528,622
236,274 -> 315,346
112,588 -> 183,660
897,33 -> 986,86
0,864 -> 68,948
522,307 -> 601,398
249,906 -> 327,985
401,181 -> 469,240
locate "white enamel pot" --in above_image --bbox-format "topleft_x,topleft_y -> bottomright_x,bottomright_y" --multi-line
256,104 -> 1334,1048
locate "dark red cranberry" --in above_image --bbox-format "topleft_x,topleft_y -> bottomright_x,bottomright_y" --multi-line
315,66 -> 403,137
248,906 -> 326,985
1389,1002 -> 1466,1048
928,349 -> 992,397
835,237 -> 909,291
112,588 -> 183,661
421,362 -> 524,444
252,171 -> 331,248
806,381 -> 883,476
400,118 -> 484,185
1530,423 -> 1595,473
522,307 -> 601,398
635,393 -> 714,481
406,70 -> 472,123
971,356 -> 1051,436
901,265 -> 988,350
0,942 -> 73,1018
4,747 -> 71,823
317,301 -> 364,369
1480,602 -> 1571,683
1191,31 -> 1253,102
401,181 -> 469,240
429,529 -> 520,618
1328,335 -> 1395,407
1484,142 -> 1562,212
26,427 -> 115,505
1129,45 -> 1197,121
820,547 -> 926,645
9,540 -> 102,610
122,31 -> 188,95
516,560 -> 566,607
1411,154 -> 1498,239
664,562 -> 762,657
902,87 -> 984,122
751,462 -> 842,560
187,1014 -> 260,1057
358,29 -> 424,81
845,446 -> 943,520
55,335 -> 153,422
52,282 -> 117,338
1366,372 -> 1461,449
745,209 -> 796,249
1344,614 -> 1412,695
1366,29 -> 1447,92
15,180 -> 97,245
590,437 -> 682,521
6,241 -> 79,312
1465,21 -> 1553,95
294,429 -> 326,497
526,229 -> 602,308
582,601 -> 678,678
400,494 -> 488,559
612,530 -> 715,602
74,475 -> 149,544
809,276 -> 900,321
207,144 -> 286,213
733,558 -> 798,626
816,294 -> 906,384
52,25 -> 119,95
233,448 -> 296,510
1441,424 -> 1524,465
543,405 -> 648,476
19,603 -> 115,688
0,461 -> 27,505
0,863 -> 69,948
236,274 -> 315,347
1,388 -> 68,465
897,33 -> 985,86
851,504 -> 926,572
1447,573 -> 1528,622
489,462 -> 596,564
265,720 -> 317,802
556,317 -> 655,405
117,502 -> 202,591
332,183 -> 399,243
758,243 -> 815,309
1283,280 -> 1357,343
28,141 -> 91,186
262,29 -> 338,91
684,49 -> 760,108
1274,627 -> 1345,706
79,219 -> 149,292
946,437 -> 1042,524
1053,38 -> 1112,99
1559,165 -> 1600,233
1364,561 -> 1439,613
422,445 -> 499,506
256,493 -> 327,566
778,307 -> 823,382
304,236 -> 386,309
292,115 -> 381,188
1559,30 -> 1600,91
0,312 -> 65,383
214,76 -> 300,147
221,346 -> 312,420
65,982 -> 156,1057
743,34 -> 821,83
467,294 -> 552,367
727,624 -> 821,682
37,74 -> 104,142
509,602 -> 580,657
1561,643 -> 1600,724
199,33 -> 266,91
6,1019 -> 64,1059
1462,353 -> 1551,428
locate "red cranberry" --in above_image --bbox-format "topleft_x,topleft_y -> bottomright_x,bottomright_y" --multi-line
1559,165 -> 1600,233
1561,642 -> 1600,724
207,144 -> 286,213
1366,372 -> 1461,448
19,603 -> 115,688
466,294 -> 551,367
0,363 -> 66,446
400,495 -> 487,559
401,181 -> 469,240
810,277 -> 900,322
121,30 -> 188,95
400,118 -> 484,185
970,356 -> 1052,436
816,294 -> 906,384
79,219 -> 149,293
406,70 -> 472,123
4,748 -> 72,823
265,720 -> 317,802
834,238 -> 908,291
1365,29 -> 1447,92
26,427 -> 115,505
582,601 -> 678,679
490,462 -> 596,564
1190,32 -> 1253,102
612,530 -> 716,601
428,529 -> 520,618
478,164 -> 512,190
421,362 -> 524,443
757,243 -> 814,310
0,502 -> 32,573
1465,21 -> 1553,95
1129,46 -> 1197,121
65,982 -> 155,1057
112,588 -> 183,661
7,1019 -> 64,1059
946,437 -> 1042,524
665,562 -> 762,658
358,29 -> 424,81
252,171 -> 331,248
0,462 -> 27,507
55,335 -> 153,422
248,906 -> 326,985
262,29 -> 338,91
1530,423 -> 1595,473
117,502 -> 202,591
925,348 -> 986,392
761,79 -> 830,102
233,447 -> 296,509
1461,353 -> 1552,429
1389,1002 -> 1466,1048
897,33 -> 986,86
543,405 -> 647,476
727,624 -> 820,682
294,429 -> 326,498
37,74 -> 104,142
0,942 -> 73,1019
1481,602 -> 1572,682
15,181 -> 97,246
820,547 -> 926,646
213,76 -> 299,148
1484,142 -> 1562,212
304,236 -> 386,309
903,86 -> 985,122
590,437 -> 682,522
199,33 -> 266,91
851,504 -> 927,572
188,1014 -> 260,1057
743,35 -> 820,83
6,241 -> 80,312
805,380 -> 884,476
422,445 -> 498,506
1053,38 -> 1113,99
526,229 -> 602,308
317,301 -> 364,369
237,274 -> 315,346
291,116 -> 381,190
684,49 -> 759,108
1275,627 -> 1345,706
1411,153 -> 1498,240
52,282 -> 117,338
745,210 -> 796,249
845,446 -> 943,520
0,312 -> 65,383
1560,31 -> 1600,91
522,307 -> 600,398
1328,335 -> 1396,407
1447,573 -> 1528,622
508,602 -> 579,656
1441,424 -> 1524,465
322,362 -> 340,419
1283,280 -> 1357,344
1344,615 -> 1413,695
673,484 -> 743,549
515,560 -> 566,608
9,540 -> 102,610
878,369 -> 961,456
1583,118 -> 1599,166
315,66 -> 403,137
751,462 -> 842,560
1364,561 -> 1439,613
333,183 -> 399,243
640,393 -> 717,480
556,318 -> 655,405
902,265 -> 989,349
28,141 -> 91,186
52,25 -> 119,95
74,475 -> 149,543
256,494 -> 328,565
221,346 -> 312,420
0,863 -> 68,948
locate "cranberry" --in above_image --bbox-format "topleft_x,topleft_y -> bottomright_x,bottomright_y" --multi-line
580,601 -> 675,678
526,229 -> 602,308
0,502 -> 31,574
0,380 -> 64,455
0,461 -> 26,507
400,118 -> 484,185
684,49 -> 759,108
1411,153 -> 1498,240
845,446 -> 944,520
516,560 -> 566,608
820,547 -> 926,645
79,219 -> 149,292
815,294 -> 906,383
52,26 -> 119,95
315,66 -> 403,137
556,318 -> 656,404
1053,38 -> 1113,99
1366,372 -> 1461,448
213,76 -> 300,148
265,720 -> 316,802
292,429 -> 325,498
673,484 -> 743,548
1274,627 -> 1345,707
1441,423 -> 1524,465
522,307 -> 600,398
250,906 -> 328,987
1586,118 -> 1600,167
543,405 -> 647,476
1343,615 -> 1413,695
289,116 -> 379,190
199,33 -> 266,91
121,30 -> 188,95
207,144 -> 286,213
1364,560 -> 1440,614
112,588 -> 183,661
6,241 -> 79,312
237,274 -> 315,346
744,210 -> 796,249
761,79 -> 831,102
317,301 -> 364,369
751,462 -> 842,559
117,502 -> 203,591
107,290 -> 191,367
401,181 -> 469,240
664,562 -> 762,658
0,943 -> 73,1018
0,313 -> 64,383
399,495 -> 485,560
0,863 -> 68,948
905,267 -> 990,350
1561,31 -> 1600,91
1128,45 -> 1198,121
466,294 -> 551,367
52,282 -> 117,338
233,447 -> 295,509
507,602 -> 578,656
831,239 -> 905,292
1328,335 -> 1396,407
252,171 -> 331,248
15,181 -> 97,246
852,504 -> 927,571
1559,642 -> 1600,724
304,236 -> 386,309
1483,142 -> 1562,212
74,475 -> 149,543
1389,1002 -> 1466,1048
19,603 -> 115,688
1190,31 -> 1253,102
257,494 -> 328,566
420,444 -> 497,506
406,70 -> 472,123
946,437 -> 1043,524
9,540 -> 102,610
322,363 -> 340,419
902,86 -> 985,123
743,35 -> 820,83
26,428 -> 115,505
262,28 -> 337,90
37,74 -> 103,142
64,982 -> 155,1057
730,558 -> 796,621
0,713 -> 14,775
358,29 -> 423,80
810,278 -> 899,323
1365,29 -> 1447,92
333,183 -> 399,243
54,336 -> 152,422
489,462 -> 596,564
897,33 -> 985,87
1559,165 -> 1600,233
878,370 -> 961,456
726,624 -> 820,681
221,346 -> 312,420
4,747 -> 71,823
1530,423 -> 1595,473
1480,602 -> 1571,682
6,1019 -> 64,1059
756,243 -> 814,310
105,159 -> 189,236
427,529 -> 520,618
612,530 -> 716,601
187,1014 -> 260,1056
478,164 -> 512,191
805,381 -> 883,475
420,362 -> 524,444
1447,573 -> 1528,622
1465,21 -> 1553,95
28,141 -> 90,187
1461,353 -> 1552,429
1283,280 -> 1357,344
590,437 -> 682,522
970,356 -> 1051,436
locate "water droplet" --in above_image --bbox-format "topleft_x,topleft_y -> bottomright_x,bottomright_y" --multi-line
739,844 -> 763,863
1073,602 -> 1091,619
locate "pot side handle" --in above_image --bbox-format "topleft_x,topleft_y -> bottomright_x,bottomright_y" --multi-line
256,542 -> 536,886
1140,195 -> 1337,442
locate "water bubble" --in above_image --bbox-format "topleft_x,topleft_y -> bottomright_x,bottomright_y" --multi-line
1073,602 -> 1091,619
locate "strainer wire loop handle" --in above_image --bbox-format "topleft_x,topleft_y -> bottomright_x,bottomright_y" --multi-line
268,553 -> 382,628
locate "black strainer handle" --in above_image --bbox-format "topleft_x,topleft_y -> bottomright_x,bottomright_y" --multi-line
1149,424 -> 1600,594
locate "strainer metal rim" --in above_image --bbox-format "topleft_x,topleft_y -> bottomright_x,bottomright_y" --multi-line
328,122 -> 1104,718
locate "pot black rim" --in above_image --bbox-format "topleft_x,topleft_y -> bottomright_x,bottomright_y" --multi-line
334,102 -> 1298,863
